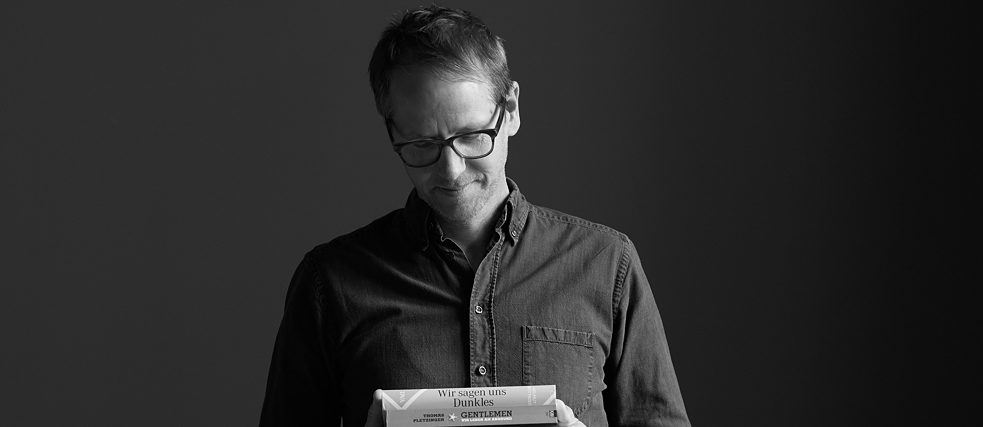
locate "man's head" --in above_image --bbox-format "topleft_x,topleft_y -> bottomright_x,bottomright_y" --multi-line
369,6 -> 512,122
369,6 -> 520,226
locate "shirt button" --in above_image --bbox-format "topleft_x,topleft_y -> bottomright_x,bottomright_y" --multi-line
474,305 -> 483,314
510,230 -> 518,238
476,365 -> 487,376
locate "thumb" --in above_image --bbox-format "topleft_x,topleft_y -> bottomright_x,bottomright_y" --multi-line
554,399 -> 585,427
364,389 -> 384,427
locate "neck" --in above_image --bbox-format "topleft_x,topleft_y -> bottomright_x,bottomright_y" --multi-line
440,215 -> 496,257
436,187 -> 510,266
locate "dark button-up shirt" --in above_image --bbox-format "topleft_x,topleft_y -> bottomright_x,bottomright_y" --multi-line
260,180 -> 689,426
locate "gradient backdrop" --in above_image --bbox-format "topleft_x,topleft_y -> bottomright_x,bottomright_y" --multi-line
0,1 -> 971,426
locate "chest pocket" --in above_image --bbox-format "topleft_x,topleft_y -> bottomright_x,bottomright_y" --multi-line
521,325 -> 595,416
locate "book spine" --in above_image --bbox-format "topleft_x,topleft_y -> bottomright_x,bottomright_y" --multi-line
385,405 -> 558,427
382,385 -> 556,411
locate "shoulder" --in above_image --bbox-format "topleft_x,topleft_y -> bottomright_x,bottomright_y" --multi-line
306,208 -> 408,263
522,202 -> 638,275
525,203 -> 632,248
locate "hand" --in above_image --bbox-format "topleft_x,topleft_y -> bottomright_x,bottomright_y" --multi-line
364,389 -> 384,427
555,399 -> 586,427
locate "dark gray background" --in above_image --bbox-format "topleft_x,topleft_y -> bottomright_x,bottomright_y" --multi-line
1,1 -> 971,426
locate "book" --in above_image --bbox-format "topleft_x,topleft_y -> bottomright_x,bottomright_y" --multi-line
385,405 -> 557,426
381,385 -> 558,427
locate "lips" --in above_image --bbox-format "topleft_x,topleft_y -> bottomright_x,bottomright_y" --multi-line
436,185 -> 465,193
435,181 -> 472,194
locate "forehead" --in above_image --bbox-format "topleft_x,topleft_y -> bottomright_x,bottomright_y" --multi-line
388,68 -> 497,137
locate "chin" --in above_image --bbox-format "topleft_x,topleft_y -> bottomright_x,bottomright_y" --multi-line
430,197 -> 482,224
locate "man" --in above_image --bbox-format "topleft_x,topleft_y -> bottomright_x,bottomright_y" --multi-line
260,6 -> 689,426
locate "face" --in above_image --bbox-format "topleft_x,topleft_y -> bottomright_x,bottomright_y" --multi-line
388,68 -> 520,225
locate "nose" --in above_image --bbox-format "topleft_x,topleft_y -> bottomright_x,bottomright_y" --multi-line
433,144 -> 466,179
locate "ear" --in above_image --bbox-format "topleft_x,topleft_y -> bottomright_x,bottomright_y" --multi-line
504,80 -> 520,137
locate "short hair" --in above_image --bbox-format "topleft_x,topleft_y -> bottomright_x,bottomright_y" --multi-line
368,5 -> 512,120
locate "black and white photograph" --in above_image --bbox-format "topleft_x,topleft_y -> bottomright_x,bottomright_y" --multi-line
0,1 -> 971,426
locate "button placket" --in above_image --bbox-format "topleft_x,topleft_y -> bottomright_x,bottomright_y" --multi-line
469,252 -> 493,385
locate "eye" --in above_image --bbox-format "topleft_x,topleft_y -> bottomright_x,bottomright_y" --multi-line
456,133 -> 490,145
410,140 -> 438,148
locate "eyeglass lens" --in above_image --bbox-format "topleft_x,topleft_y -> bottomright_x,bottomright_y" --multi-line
400,133 -> 493,166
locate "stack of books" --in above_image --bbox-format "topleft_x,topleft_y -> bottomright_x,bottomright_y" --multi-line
381,385 -> 558,426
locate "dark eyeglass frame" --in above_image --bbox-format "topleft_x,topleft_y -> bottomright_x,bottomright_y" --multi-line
388,104 -> 506,168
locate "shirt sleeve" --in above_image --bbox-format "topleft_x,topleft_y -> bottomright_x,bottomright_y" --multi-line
259,253 -> 341,426
603,237 -> 691,426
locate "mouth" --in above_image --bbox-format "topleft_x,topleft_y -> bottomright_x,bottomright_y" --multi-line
436,186 -> 465,193
435,181 -> 472,194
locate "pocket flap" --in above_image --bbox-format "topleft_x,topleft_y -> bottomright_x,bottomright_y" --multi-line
521,325 -> 593,348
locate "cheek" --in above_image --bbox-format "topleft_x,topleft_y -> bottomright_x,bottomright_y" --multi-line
403,166 -> 429,186
469,158 -> 501,177
490,145 -> 508,172
473,140 -> 508,174
494,137 -> 508,162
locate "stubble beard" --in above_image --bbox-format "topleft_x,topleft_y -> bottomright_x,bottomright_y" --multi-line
428,175 -> 508,228
429,186 -> 489,226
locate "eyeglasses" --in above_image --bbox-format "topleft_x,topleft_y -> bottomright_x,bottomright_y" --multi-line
389,105 -> 505,168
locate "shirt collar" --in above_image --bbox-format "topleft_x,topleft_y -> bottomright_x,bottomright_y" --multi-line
403,178 -> 530,251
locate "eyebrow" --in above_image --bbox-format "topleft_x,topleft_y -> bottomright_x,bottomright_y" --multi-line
391,106 -> 500,142
395,124 -> 482,142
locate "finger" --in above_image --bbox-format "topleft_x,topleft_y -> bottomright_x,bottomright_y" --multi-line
364,389 -> 384,427
554,399 -> 584,427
